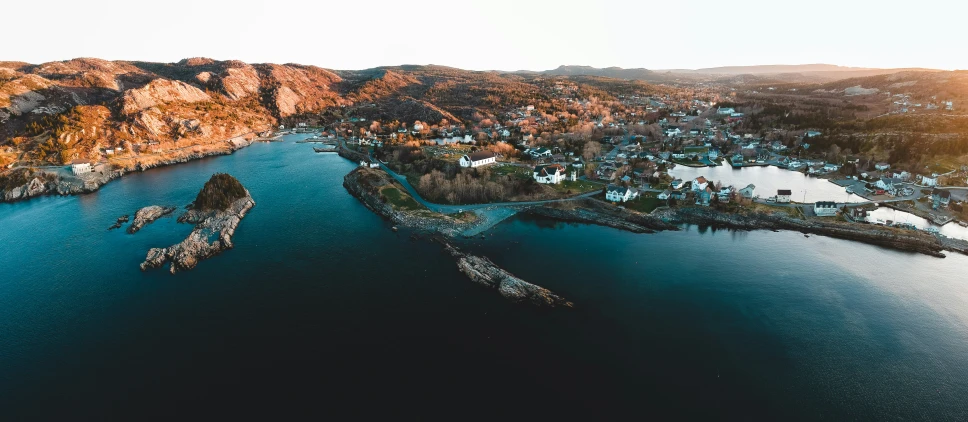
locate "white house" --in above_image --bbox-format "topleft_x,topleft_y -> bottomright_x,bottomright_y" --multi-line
717,107 -> 735,115
920,175 -> 938,187
876,177 -> 901,193
658,189 -> 671,200
533,164 -> 566,184
814,201 -> 838,217
412,122 -> 424,132
665,127 -> 682,137
70,160 -> 92,176
739,184 -> 755,199
606,185 -> 637,203
875,162 -> 891,171
777,189 -> 792,203
692,176 -> 709,192
459,151 -> 497,168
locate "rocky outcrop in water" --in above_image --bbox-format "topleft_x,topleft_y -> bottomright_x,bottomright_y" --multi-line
108,214 -> 129,230
441,241 -> 572,308
127,206 -> 175,234
140,175 -> 254,273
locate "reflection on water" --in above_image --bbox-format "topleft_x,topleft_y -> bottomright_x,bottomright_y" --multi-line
867,207 -> 968,241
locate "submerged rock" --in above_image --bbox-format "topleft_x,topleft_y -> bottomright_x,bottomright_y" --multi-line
140,174 -> 254,273
108,214 -> 129,230
127,206 -> 175,233
441,241 -> 572,308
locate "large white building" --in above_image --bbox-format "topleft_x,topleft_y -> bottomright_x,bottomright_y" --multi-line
777,189 -> 792,203
606,185 -> 637,203
814,201 -> 838,217
533,164 -> 566,184
459,151 -> 497,168
70,160 -> 92,176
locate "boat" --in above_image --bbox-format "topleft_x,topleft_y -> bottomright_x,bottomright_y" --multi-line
958,221 -> 968,228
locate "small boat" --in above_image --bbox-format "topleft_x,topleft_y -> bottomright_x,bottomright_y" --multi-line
958,221 -> 968,228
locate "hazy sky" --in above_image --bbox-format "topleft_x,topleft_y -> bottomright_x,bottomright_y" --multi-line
5,0 -> 964,70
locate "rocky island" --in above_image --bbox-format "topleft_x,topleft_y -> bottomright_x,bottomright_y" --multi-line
441,241 -> 573,308
127,205 -> 175,234
140,173 -> 254,273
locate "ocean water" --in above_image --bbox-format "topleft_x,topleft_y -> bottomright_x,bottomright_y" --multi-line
1,136 -> 967,420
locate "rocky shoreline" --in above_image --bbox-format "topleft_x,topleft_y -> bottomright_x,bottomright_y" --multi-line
140,177 -> 254,274
127,205 -> 176,234
440,240 -> 572,308
0,140 -> 251,204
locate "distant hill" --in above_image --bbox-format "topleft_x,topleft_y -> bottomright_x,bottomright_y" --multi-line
536,65 -> 666,82
530,64 -> 943,84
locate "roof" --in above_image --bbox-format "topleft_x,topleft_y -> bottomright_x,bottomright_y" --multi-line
777,189 -> 792,196
70,159 -> 90,165
695,176 -> 708,184
815,201 -> 837,207
467,151 -> 495,161
743,184 -> 756,190
534,164 -> 565,176
606,185 -> 628,194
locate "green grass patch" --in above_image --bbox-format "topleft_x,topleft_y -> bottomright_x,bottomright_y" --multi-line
623,196 -> 663,213
550,180 -> 603,195
382,187 -> 423,211
683,146 -> 709,154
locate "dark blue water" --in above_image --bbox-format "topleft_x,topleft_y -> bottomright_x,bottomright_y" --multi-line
2,136 -> 967,420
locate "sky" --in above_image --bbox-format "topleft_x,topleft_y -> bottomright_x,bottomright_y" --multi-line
4,0 -> 965,71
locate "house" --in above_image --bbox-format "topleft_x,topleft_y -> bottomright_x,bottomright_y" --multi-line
672,150 -> 686,159
739,184 -> 755,199
669,190 -> 686,200
814,201 -> 838,217
920,175 -> 938,187
670,178 -> 686,189
932,188 -> 951,209
824,163 -> 841,172
692,176 -> 709,192
777,189 -> 792,203
459,151 -> 497,168
805,130 -> 822,138
533,164 -> 566,184
875,177 -> 902,193
665,127 -> 682,137
771,141 -> 788,151
70,160 -> 92,176
606,185 -> 637,203
658,189 -> 671,200
717,107 -> 736,115
708,149 -> 720,160
875,162 -> 891,171
527,147 -> 552,159
696,187 -> 713,206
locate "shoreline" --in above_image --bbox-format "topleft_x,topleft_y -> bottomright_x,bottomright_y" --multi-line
0,137 -> 256,204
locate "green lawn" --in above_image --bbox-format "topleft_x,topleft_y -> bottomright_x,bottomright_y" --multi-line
382,187 -> 423,211
623,196 -> 663,213
684,146 -> 709,154
550,180 -> 603,195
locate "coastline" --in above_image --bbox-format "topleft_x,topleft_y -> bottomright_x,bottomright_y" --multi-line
0,137 -> 255,204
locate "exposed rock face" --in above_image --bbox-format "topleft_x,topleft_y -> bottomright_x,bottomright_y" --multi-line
140,179 -> 254,273
108,214 -> 129,230
121,79 -> 211,114
442,242 -> 572,308
218,65 -> 261,101
127,205 -> 175,234
528,199 -> 676,233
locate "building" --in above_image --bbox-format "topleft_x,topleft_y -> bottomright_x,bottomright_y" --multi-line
876,177 -> 902,194
665,127 -> 682,137
805,130 -> 822,138
824,163 -> 842,172
658,189 -> 671,200
777,189 -> 792,203
70,160 -> 92,176
458,151 -> 497,168
739,184 -> 755,199
606,185 -> 636,203
814,201 -> 838,217
533,164 -> 566,184
920,175 -> 938,187
692,176 -> 709,192
875,162 -> 891,171
932,188 -> 951,210
717,107 -> 735,115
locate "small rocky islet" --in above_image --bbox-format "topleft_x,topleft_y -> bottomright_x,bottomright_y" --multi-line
139,173 -> 254,274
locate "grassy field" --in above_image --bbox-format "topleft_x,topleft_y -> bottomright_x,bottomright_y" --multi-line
684,146 -> 709,154
550,179 -> 603,195
491,165 -> 531,178
622,196 -> 663,213
381,187 -> 423,211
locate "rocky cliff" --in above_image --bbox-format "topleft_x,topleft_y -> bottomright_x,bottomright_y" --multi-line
127,205 -> 176,234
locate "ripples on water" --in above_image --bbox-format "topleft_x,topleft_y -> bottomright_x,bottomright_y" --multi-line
0,136 -> 966,419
